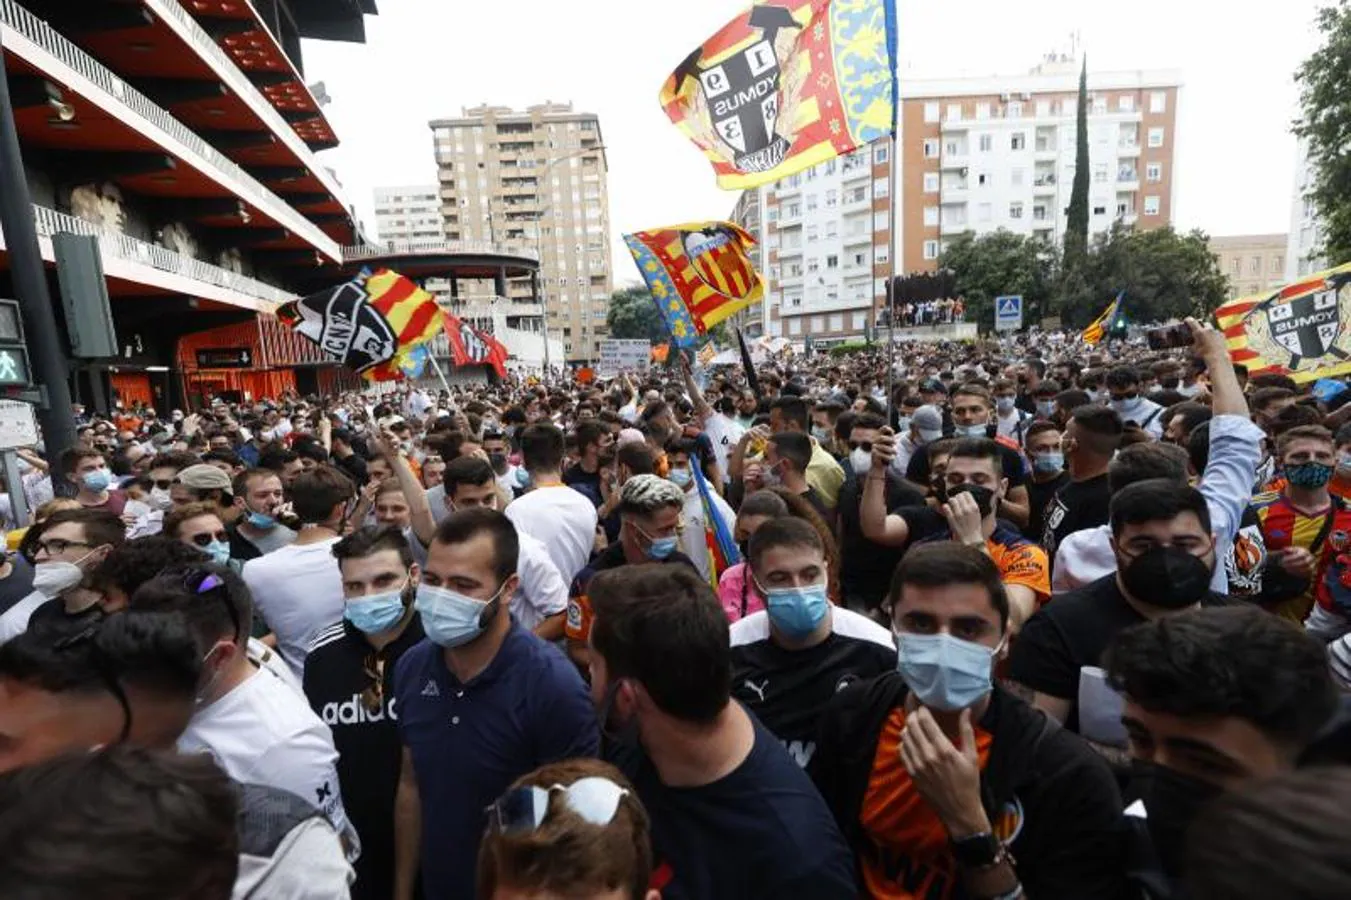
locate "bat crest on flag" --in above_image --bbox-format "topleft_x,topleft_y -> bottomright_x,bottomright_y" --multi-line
1216,262 -> 1351,382
684,228 -> 757,301
1264,288 -> 1343,365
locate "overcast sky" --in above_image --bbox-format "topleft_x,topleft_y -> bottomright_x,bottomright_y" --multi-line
303,0 -> 1325,280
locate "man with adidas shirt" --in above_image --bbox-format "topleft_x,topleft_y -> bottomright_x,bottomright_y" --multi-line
304,526 -> 425,900
730,517 -> 894,775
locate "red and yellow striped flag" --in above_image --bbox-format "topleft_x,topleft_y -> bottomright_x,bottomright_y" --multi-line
1215,261 -> 1351,383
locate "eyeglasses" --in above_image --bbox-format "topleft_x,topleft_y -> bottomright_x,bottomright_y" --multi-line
34,538 -> 91,557
187,531 -> 229,548
152,479 -> 175,491
847,440 -> 873,452
54,622 -> 132,744
486,776 -> 630,836
185,570 -> 241,644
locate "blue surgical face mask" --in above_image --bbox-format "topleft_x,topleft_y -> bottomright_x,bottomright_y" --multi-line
204,540 -> 231,567
761,581 -> 829,640
812,425 -> 833,444
415,582 -> 503,648
955,423 -> 987,439
246,509 -> 277,530
82,469 -> 113,492
1036,400 -> 1057,418
647,535 -> 679,560
995,397 -> 1016,415
669,467 -> 692,489
895,631 -> 999,712
345,585 -> 409,635
1032,451 -> 1064,474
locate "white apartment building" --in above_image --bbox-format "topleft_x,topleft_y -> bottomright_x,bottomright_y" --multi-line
1287,138 -> 1327,281
373,184 -> 442,242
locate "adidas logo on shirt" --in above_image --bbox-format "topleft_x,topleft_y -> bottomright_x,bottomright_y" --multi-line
320,694 -> 400,726
421,679 -> 440,698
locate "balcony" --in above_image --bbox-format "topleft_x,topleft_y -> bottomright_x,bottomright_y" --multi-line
1032,175 -> 1057,194
343,238 -> 540,263
843,230 -> 871,247
940,154 -> 970,170
0,0 -> 342,259
1118,141 -> 1141,157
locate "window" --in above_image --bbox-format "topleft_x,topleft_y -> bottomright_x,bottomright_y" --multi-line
924,101 -> 940,123
852,251 -> 865,266
978,172 -> 992,187
1249,255 -> 1262,275
1146,162 -> 1162,182
1033,203 -> 1047,221
1011,132 -> 1026,151
766,207 -> 779,222
807,258 -> 819,273
1147,127 -> 1165,148
923,139 -> 940,159
825,221 -> 837,239
876,243 -> 889,262
976,102 -> 991,119
826,189 -> 838,207
853,311 -> 867,330
1092,97 -> 1107,115
1150,91 -> 1167,113
978,202 -> 992,222
1036,99 -> 1051,117
924,206 -> 939,226
826,254 -> 839,269
874,177 -> 889,197
923,240 -> 940,260
1093,204 -> 1107,216
807,225 -> 818,242
805,167 -> 817,182
945,139 -> 963,156
1009,202 -> 1024,219
788,318 -> 802,336
1118,95 -> 1135,112
1272,255 -> 1284,274
1144,195 -> 1160,216
786,202 -> 801,218
1093,163 -> 1108,183
1011,167 -> 1025,186
979,134 -> 993,152
1008,101 -> 1023,118
829,314 -> 844,331
806,194 -> 818,211
875,144 -> 889,164
923,172 -> 940,193
946,103 -> 962,122
812,316 -> 825,331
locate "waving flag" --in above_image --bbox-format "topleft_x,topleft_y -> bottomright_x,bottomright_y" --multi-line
691,454 -> 740,590
1215,261 -> 1351,383
1081,291 -> 1124,346
276,269 -> 444,381
624,221 -> 764,348
443,311 -> 510,378
661,0 -> 898,190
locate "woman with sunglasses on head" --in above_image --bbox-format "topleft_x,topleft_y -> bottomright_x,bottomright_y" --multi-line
477,758 -> 659,900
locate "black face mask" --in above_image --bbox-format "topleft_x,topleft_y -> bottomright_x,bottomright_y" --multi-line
929,478 -> 949,502
488,452 -> 508,474
1132,760 -> 1224,877
948,483 -> 996,518
1119,545 -> 1213,608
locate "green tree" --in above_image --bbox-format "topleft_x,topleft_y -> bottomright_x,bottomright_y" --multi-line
605,286 -> 668,344
1295,1 -> 1351,267
940,230 -> 1059,331
1079,223 -> 1229,325
1061,58 -> 1092,315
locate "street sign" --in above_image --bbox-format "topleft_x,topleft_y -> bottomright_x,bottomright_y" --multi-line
994,295 -> 1023,332
195,347 -> 255,369
0,399 -> 37,450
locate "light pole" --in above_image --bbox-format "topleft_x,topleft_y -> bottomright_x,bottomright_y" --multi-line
533,143 -> 606,374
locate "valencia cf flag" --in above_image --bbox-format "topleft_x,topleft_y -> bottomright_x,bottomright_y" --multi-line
624,221 -> 764,348
443,311 -> 509,378
276,269 -> 444,382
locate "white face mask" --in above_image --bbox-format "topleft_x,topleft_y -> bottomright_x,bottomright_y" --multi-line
33,561 -> 86,598
148,487 -> 173,511
850,447 -> 872,476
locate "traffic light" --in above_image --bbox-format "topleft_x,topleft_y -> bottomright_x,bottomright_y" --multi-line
0,299 -> 32,388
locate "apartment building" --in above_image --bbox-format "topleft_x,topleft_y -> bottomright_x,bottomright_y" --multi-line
374,184 -> 442,243
429,102 -> 612,363
0,0 -> 375,407
756,137 -> 894,345
900,58 -> 1183,271
1209,234 -> 1288,300
1287,138 -> 1327,281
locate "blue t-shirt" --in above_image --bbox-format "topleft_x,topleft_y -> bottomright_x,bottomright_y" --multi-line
394,622 -> 599,900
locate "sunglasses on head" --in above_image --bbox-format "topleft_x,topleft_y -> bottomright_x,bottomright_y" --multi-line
486,776 -> 630,836
185,570 -> 240,644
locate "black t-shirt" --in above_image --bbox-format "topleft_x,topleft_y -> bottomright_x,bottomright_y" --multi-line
837,473 -> 924,609
335,452 -> 369,488
799,487 -> 833,525
730,609 -> 894,770
0,556 -> 35,616
26,597 -> 101,635
1008,575 -> 1232,733
608,716 -> 857,900
302,615 -> 426,900
905,439 -> 1027,490
1042,473 -> 1112,560
1025,471 -> 1071,542
562,464 -> 603,508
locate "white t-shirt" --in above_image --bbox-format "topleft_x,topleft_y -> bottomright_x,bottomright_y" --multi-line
995,409 -> 1032,443
513,531 -> 569,631
701,414 -> 746,484
504,485 -> 598,583
242,537 -> 344,678
681,484 -> 737,583
179,663 -> 359,860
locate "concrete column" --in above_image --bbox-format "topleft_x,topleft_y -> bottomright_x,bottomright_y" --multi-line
494,267 -> 507,299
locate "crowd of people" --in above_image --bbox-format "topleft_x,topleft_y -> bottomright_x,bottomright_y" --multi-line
1,315 -> 1350,900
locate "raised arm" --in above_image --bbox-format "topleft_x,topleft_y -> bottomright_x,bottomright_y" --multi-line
861,430 -> 912,546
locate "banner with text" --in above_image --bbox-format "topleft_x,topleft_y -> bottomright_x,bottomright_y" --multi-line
598,339 -> 652,378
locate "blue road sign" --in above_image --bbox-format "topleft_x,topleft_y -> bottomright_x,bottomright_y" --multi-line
994,295 -> 1023,332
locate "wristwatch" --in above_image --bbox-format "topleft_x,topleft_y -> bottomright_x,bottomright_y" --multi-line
950,832 -> 1005,870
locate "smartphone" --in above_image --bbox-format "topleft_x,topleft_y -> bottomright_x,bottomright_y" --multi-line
1145,323 -> 1194,351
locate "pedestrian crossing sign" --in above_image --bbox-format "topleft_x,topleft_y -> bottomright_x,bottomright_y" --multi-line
994,295 -> 1023,332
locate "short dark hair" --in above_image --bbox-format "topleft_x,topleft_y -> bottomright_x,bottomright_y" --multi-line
292,438 -> 329,464
147,451 -> 199,473
232,467 -> 281,499
90,535 -> 210,597
1185,767 -> 1351,900
130,564 -> 254,649
1105,366 -> 1141,390
769,396 -> 809,430
1250,386 -> 1296,414
333,524 -> 413,569
256,446 -> 298,472
38,508 -> 127,553
520,424 -> 565,472
1165,401 -> 1213,441
0,747 -> 239,900
573,421 -> 608,454
1055,389 -> 1091,411
767,431 -> 811,474
1186,421 -> 1212,474
747,516 -> 823,571
201,449 -> 243,470
851,412 -> 886,432
432,507 -> 518,584
289,464 -> 355,524
1276,424 -> 1334,457
615,442 -> 656,476
161,503 -> 225,541
946,437 -> 1002,473
61,447 -> 103,477
1105,606 -> 1336,752
1109,479 -> 1211,535
738,490 -> 791,520
1024,421 -> 1061,444
1069,405 -> 1124,456
442,456 -> 495,495
1108,443 -> 1189,493
589,564 -> 730,723
887,542 -> 1009,631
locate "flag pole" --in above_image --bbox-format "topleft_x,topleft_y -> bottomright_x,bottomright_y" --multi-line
884,5 -> 901,426
427,354 -> 453,395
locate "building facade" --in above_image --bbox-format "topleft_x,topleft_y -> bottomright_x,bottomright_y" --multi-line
1286,138 -> 1327,281
1209,234 -> 1288,300
374,184 -> 441,243
428,102 -> 611,363
900,59 -> 1183,272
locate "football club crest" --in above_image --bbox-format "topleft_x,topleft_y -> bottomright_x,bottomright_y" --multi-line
278,277 -> 398,373
683,227 -> 756,301
1265,286 -> 1344,367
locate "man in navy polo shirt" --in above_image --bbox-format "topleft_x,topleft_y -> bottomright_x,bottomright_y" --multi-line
391,507 -> 598,900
